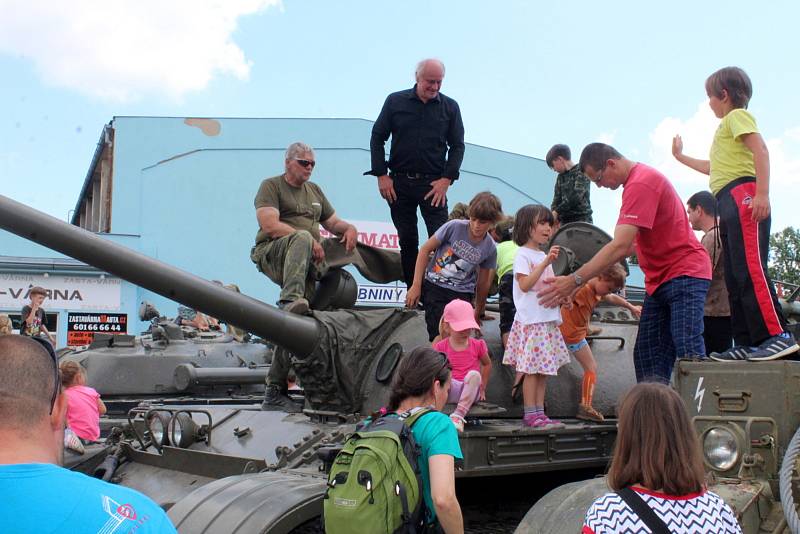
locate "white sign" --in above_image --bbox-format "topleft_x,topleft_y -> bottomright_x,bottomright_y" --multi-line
0,274 -> 122,311
357,284 -> 407,305
320,220 -> 399,250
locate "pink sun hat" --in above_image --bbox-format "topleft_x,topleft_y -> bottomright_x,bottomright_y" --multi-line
443,299 -> 480,332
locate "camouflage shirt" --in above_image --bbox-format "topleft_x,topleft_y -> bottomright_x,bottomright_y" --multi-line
551,165 -> 593,224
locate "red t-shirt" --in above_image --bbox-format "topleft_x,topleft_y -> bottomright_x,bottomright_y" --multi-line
618,163 -> 711,294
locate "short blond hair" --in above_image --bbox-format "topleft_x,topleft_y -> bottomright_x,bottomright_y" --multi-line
0,314 -> 11,335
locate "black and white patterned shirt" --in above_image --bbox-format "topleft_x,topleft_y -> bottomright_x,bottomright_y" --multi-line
583,488 -> 741,534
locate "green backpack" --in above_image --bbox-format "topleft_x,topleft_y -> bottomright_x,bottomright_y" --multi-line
323,408 -> 432,534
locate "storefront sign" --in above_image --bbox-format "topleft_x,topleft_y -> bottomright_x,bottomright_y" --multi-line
357,284 -> 407,305
319,220 -> 399,250
67,312 -> 128,346
0,274 -> 121,310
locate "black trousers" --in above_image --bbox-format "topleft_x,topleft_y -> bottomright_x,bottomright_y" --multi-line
717,177 -> 787,346
421,280 -> 472,341
703,316 -> 733,354
389,176 -> 448,288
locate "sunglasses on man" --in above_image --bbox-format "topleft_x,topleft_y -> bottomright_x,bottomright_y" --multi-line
294,159 -> 316,169
29,336 -> 60,415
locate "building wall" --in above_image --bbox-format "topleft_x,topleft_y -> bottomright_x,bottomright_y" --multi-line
2,116 -> 620,346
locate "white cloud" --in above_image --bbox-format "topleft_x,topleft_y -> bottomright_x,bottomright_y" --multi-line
646,102 -> 800,230
597,130 -> 617,145
0,0 -> 280,101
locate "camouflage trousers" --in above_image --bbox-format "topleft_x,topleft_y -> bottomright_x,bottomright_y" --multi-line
267,347 -> 291,388
250,230 -> 327,304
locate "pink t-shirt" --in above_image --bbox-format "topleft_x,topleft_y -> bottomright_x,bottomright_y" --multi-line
618,163 -> 711,295
64,385 -> 101,441
434,337 -> 487,381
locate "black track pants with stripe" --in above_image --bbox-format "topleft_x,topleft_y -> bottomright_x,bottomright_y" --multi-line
716,177 -> 787,347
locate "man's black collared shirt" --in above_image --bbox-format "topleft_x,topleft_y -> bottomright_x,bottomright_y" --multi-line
368,86 -> 465,180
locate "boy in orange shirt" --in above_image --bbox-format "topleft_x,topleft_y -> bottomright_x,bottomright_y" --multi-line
560,263 -> 641,422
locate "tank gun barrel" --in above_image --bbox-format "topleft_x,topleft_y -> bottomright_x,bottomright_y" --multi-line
173,364 -> 268,391
0,194 -> 318,357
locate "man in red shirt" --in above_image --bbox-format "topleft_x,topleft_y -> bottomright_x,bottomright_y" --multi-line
539,143 -> 711,383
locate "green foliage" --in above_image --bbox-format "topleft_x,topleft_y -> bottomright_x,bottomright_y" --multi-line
769,227 -> 800,287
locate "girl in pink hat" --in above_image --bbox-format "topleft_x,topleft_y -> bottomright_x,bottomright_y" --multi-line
433,299 -> 492,432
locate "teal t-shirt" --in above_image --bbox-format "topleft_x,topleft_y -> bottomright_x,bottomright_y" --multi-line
408,410 -> 463,522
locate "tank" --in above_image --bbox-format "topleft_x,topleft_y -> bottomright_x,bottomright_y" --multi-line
56,305 -> 273,417
516,295 -> 800,533
0,194 -> 641,533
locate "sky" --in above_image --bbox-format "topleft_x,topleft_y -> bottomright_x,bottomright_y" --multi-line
1,0 -> 799,236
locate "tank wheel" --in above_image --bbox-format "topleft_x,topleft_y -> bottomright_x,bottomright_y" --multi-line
168,472 -> 326,534
515,477 -> 607,533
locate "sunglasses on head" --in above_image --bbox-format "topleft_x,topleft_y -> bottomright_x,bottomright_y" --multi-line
29,336 -> 59,415
294,159 -> 316,169
436,351 -> 451,380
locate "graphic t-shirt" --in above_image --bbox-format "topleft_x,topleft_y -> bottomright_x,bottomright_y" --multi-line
0,463 -> 177,534
20,305 -> 45,337
560,284 -> 601,344
425,220 -> 497,293
709,108 -> 759,194
617,163 -> 711,295
65,385 -> 102,441
253,174 -> 335,245
176,305 -> 197,322
434,337 -> 487,381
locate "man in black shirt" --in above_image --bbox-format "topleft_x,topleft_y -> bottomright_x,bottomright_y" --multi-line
367,59 -> 465,287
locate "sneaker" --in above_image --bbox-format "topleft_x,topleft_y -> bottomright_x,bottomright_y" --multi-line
279,298 -> 310,316
709,345 -> 756,362
261,384 -> 303,413
576,404 -> 605,422
450,414 -> 465,433
64,428 -> 85,454
747,332 -> 800,362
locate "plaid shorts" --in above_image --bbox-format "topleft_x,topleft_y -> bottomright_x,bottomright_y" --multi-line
634,276 -> 709,383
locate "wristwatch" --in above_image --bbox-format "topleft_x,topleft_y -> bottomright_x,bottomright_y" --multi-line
573,273 -> 583,286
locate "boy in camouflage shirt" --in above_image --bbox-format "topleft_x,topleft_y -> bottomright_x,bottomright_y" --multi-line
546,144 -> 593,227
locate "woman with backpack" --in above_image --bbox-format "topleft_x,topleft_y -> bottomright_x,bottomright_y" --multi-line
324,347 -> 463,533
387,347 -> 464,533
582,383 -> 741,533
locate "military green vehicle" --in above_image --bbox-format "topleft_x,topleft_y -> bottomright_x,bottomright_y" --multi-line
56,308 -> 271,415
0,194 -> 641,533
516,291 -> 800,533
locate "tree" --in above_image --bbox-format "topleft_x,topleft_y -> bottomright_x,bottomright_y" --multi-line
769,226 -> 800,288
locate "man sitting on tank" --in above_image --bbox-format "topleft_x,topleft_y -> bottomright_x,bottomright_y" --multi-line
250,141 -> 358,316
252,142 -> 358,411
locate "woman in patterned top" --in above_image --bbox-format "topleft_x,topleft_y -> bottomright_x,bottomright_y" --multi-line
583,383 -> 741,533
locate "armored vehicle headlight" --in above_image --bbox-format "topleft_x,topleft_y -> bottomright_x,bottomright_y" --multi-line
703,426 -> 739,471
147,411 -> 171,447
169,412 -> 200,448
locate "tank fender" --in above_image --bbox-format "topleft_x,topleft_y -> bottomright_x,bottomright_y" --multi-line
515,477 -> 608,533
168,472 -> 325,534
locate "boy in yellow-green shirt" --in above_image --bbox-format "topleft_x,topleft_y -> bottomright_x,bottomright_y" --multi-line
673,66 -> 797,362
